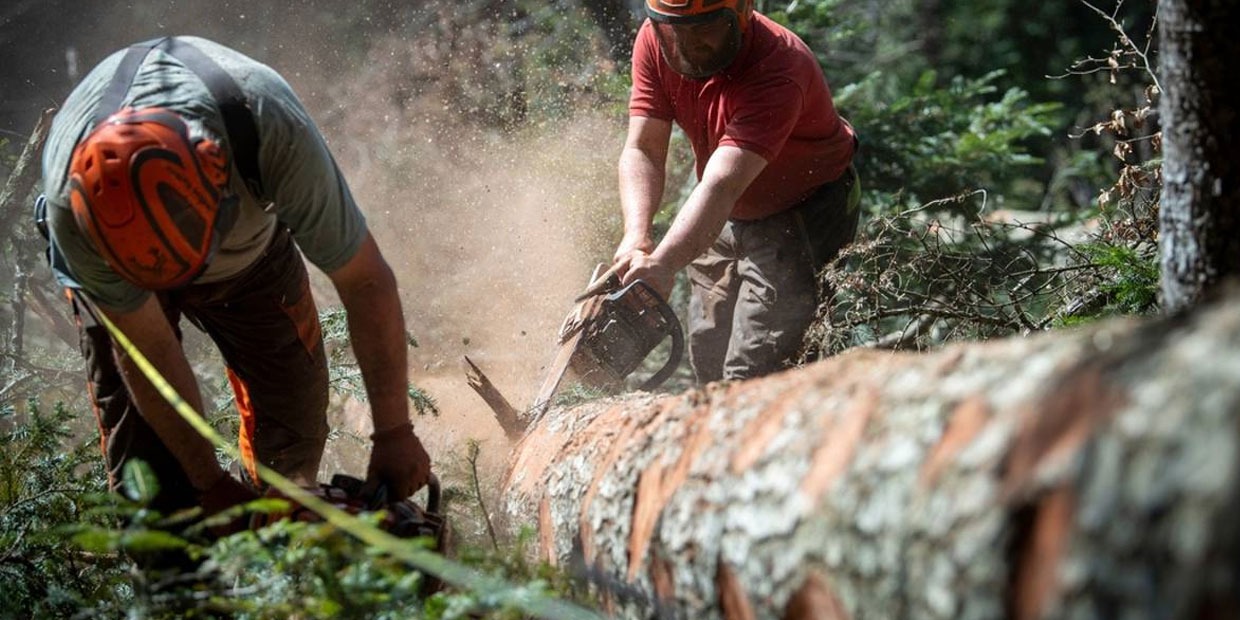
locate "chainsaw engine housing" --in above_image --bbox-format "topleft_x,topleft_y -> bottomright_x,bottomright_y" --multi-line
571,280 -> 683,391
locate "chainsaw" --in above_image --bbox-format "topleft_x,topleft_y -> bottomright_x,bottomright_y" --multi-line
528,263 -> 685,416
252,474 -> 451,593
464,263 -> 685,435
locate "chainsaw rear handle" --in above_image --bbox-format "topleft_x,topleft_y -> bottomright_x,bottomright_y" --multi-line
621,280 -> 685,392
366,474 -> 442,515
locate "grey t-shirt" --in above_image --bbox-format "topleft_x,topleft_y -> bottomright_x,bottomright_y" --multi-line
42,36 -> 366,311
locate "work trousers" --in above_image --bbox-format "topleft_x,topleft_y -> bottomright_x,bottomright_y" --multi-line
686,166 -> 860,383
75,228 -> 330,514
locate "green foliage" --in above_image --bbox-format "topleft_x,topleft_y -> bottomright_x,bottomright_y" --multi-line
373,0 -> 625,134
200,519 -> 432,618
506,0 -> 631,121
839,69 -> 1060,214
77,502 -> 591,619
0,401 -> 129,618
1058,241 -> 1159,324
796,1 -> 1164,358
319,307 -> 441,418
805,212 -> 1076,356
932,0 -> 1155,108
1,402 -> 596,618
429,528 -> 583,620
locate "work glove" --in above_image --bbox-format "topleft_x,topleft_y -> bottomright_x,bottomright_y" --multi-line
197,473 -> 259,537
364,422 -> 432,501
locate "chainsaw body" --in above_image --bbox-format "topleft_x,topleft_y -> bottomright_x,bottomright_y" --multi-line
529,265 -> 685,415
254,474 -> 451,592
467,264 -> 687,430
570,280 -> 684,391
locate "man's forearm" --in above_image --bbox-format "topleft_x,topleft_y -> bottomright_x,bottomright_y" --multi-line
653,145 -> 769,270
102,297 -> 223,492
651,181 -> 736,270
339,264 -> 411,432
113,332 -> 223,491
618,146 -> 666,242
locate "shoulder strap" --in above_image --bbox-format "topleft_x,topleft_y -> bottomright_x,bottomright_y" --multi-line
93,42 -> 157,126
93,37 -> 266,199
159,38 -> 265,200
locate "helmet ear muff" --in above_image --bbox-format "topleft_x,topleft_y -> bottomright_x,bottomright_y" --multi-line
67,107 -> 235,290
194,135 -> 239,239
195,136 -> 230,188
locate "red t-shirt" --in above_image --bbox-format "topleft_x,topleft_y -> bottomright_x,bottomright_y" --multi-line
629,13 -> 856,220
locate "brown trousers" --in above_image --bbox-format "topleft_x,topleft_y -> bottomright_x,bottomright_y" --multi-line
75,228 -> 329,514
686,167 -> 859,383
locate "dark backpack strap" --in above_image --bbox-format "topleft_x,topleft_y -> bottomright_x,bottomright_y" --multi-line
92,38 -> 166,126
159,38 -> 265,200
90,37 -> 265,200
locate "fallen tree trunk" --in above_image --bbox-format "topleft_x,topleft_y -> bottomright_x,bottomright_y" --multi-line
501,290 -> 1240,620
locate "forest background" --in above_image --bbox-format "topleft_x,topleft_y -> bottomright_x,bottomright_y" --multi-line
0,0 -> 1165,617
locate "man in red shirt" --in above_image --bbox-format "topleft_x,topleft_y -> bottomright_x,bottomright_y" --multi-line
614,0 -> 860,382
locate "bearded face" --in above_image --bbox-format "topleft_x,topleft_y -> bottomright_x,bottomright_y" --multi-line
651,10 -> 743,79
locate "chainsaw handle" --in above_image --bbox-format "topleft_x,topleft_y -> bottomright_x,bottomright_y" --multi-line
425,474 -> 442,515
634,280 -> 685,392
364,474 -> 441,515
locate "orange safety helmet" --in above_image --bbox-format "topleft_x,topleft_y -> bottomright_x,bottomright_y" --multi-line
646,0 -> 754,34
645,0 -> 753,79
67,107 -> 237,290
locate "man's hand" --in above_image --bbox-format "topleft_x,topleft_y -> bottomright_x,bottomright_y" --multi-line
613,231 -> 656,265
364,422 -> 432,500
617,250 -> 677,300
198,473 -> 259,514
197,473 -> 259,537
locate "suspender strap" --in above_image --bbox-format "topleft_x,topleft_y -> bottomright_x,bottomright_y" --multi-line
93,41 -> 161,126
160,38 -> 265,199
92,37 -> 266,199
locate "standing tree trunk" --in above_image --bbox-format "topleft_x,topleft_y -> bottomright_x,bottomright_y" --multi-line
1157,0 -> 1240,313
502,291 -> 1240,619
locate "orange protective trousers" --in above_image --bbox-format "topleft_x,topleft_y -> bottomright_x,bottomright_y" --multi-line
74,228 -> 329,513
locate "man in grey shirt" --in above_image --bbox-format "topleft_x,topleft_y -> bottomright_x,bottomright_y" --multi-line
41,36 -> 430,521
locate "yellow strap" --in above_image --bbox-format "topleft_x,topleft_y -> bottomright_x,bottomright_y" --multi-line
94,310 -> 599,619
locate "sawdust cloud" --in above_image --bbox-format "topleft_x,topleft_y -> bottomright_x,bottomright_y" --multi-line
5,2 -> 631,484
288,29 -> 628,477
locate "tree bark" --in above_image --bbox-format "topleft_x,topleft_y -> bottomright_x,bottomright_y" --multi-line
1157,0 -> 1240,313
502,290 -> 1240,619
